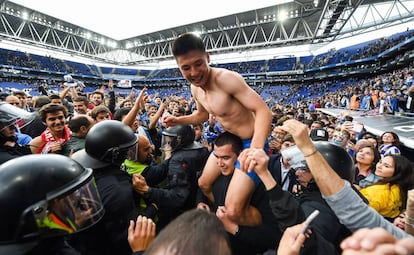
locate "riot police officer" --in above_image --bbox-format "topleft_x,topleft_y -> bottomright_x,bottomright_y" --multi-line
132,125 -> 210,230
72,120 -> 140,255
0,102 -> 34,163
0,154 -> 104,255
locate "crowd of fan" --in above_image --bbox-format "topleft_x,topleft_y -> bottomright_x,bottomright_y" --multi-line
0,72 -> 413,254
306,29 -> 414,68
0,28 -> 412,83
1,29 -> 414,255
1,62 -> 413,118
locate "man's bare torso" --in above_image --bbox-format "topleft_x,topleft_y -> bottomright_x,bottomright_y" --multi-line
192,68 -> 255,140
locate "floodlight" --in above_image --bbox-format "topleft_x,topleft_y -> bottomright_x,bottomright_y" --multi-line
21,12 -> 28,20
278,10 -> 288,22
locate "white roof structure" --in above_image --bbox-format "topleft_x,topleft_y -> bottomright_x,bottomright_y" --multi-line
1,0 -> 413,67
10,0 -> 293,40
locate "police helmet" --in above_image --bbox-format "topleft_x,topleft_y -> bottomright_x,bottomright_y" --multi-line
314,141 -> 354,181
161,125 -> 195,152
0,102 -> 35,131
72,120 -> 137,168
0,154 -> 104,254
0,112 -> 19,131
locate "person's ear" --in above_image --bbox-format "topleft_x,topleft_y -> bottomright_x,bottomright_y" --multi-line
79,125 -> 89,135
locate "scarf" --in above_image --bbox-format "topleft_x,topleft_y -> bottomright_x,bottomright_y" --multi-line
37,126 -> 71,154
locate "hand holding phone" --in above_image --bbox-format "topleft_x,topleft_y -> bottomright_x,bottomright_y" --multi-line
352,122 -> 364,133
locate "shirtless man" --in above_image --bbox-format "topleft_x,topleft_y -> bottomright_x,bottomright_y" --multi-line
163,32 -> 272,225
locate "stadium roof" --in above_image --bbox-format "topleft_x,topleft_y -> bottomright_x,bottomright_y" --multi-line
1,0 -> 414,66
9,0 -> 293,40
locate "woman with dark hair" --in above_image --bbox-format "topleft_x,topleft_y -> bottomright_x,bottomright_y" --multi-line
358,131 -> 378,148
353,144 -> 381,188
378,131 -> 401,157
359,154 -> 414,220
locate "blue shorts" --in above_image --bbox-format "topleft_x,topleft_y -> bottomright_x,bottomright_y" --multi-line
234,138 -> 269,187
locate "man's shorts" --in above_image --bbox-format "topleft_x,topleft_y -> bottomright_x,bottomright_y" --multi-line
234,138 -> 269,187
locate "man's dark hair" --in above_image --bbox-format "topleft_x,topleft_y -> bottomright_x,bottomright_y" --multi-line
172,32 -> 206,57
214,132 -> 243,156
282,133 -> 294,143
312,120 -> 324,128
90,105 -> 110,120
359,131 -> 376,140
33,95 -> 51,109
119,99 -> 132,108
73,96 -> 89,105
39,103 -> 68,122
68,115 -> 92,133
48,94 -> 61,100
12,90 -> 26,98
113,107 -> 132,121
90,90 -> 104,99
344,115 -> 354,122
144,209 -> 231,255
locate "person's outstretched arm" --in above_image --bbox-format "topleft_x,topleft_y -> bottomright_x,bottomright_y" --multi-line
405,189 -> 414,235
122,88 -> 147,128
279,119 -> 344,196
162,86 -> 209,127
148,102 -> 166,130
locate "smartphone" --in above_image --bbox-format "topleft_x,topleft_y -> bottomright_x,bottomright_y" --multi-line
300,209 -> 320,234
352,123 -> 364,133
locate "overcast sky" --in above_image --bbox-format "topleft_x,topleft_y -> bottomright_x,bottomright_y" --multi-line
10,0 -> 291,40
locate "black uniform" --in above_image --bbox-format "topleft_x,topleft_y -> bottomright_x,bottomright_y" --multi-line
296,182 -> 352,253
0,140 -> 32,164
142,146 -> 209,230
266,183 -> 339,255
268,154 -> 297,192
26,238 -> 80,255
74,167 -> 140,255
203,173 -> 281,255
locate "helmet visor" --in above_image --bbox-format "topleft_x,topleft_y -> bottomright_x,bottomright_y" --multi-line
0,102 -> 36,130
29,177 -> 104,237
127,142 -> 139,162
160,135 -> 177,152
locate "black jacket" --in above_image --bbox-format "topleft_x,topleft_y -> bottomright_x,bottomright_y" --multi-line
409,91 -> 414,113
27,237 -> 80,255
74,166 -> 139,255
0,143 -> 32,164
268,154 -> 296,192
266,183 -> 339,255
143,147 -> 209,229
296,182 -> 352,252
203,173 -> 281,255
